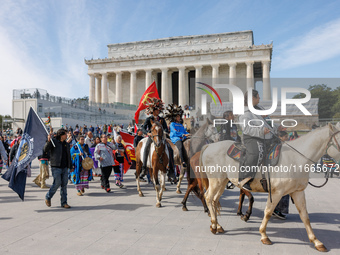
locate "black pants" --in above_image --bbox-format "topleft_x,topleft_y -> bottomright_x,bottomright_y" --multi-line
143,137 -> 174,172
239,136 -> 264,182
175,140 -> 185,163
101,166 -> 113,189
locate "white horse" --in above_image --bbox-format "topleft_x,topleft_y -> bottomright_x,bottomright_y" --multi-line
199,123 -> 340,252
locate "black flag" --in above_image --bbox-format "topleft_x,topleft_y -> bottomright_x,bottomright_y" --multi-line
2,107 -> 48,200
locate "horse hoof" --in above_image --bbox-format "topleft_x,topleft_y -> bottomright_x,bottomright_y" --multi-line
156,203 -> 161,208
217,227 -> 225,233
241,215 -> 249,222
176,190 -> 182,194
261,238 -> 272,245
139,193 -> 144,197
210,225 -> 217,234
315,244 -> 327,252
237,212 -> 242,216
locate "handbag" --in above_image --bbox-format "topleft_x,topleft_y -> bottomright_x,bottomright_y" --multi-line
77,142 -> 94,171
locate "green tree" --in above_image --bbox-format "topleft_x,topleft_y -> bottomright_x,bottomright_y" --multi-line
293,84 -> 337,119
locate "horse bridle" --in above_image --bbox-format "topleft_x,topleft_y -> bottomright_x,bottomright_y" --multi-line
151,125 -> 166,165
308,129 -> 340,188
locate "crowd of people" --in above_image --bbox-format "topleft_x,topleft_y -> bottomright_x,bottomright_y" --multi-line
0,95 -> 309,218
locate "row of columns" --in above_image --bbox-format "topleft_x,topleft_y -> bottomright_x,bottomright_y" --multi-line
88,61 -> 271,106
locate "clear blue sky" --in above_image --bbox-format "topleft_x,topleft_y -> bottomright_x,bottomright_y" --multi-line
1,0 -> 340,115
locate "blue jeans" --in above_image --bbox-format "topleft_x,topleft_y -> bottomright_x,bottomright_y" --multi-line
45,167 -> 69,206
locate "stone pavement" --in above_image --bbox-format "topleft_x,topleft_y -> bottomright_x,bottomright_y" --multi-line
0,159 -> 339,255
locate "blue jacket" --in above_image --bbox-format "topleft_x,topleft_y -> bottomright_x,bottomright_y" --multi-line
170,122 -> 189,144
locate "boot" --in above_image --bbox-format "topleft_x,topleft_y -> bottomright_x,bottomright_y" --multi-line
41,178 -> 48,189
140,166 -> 147,178
167,167 -> 177,184
33,178 -> 40,187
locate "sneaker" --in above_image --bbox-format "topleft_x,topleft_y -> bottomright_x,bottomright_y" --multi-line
61,204 -> 71,209
119,184 -> 124,188
106,188 -> 111,193
242,182 -> 252,191
77,191 -> 83,196
273,210 -> 286,220
81,188 -> 85,194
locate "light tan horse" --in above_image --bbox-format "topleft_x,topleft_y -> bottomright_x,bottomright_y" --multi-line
199,123 -> 340,252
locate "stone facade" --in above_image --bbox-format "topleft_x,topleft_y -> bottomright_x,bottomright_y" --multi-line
85,30 -> 272,108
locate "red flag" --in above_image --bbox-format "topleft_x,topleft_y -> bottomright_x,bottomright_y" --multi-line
120,131 -> 136,173
134,81 -> 160,124
134,124 -> 138,135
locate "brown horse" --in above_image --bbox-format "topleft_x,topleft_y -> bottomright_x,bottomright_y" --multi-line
135,120 -> 169,207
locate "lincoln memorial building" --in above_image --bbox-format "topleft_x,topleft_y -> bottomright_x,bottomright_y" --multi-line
85,30 -> 272,109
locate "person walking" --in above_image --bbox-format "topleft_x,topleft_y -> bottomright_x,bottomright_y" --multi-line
70,135 -> 93,196
33,150 -> 50,189
44,129 -> 72,208
94,134 -> 117,193
113,135 -> 131,188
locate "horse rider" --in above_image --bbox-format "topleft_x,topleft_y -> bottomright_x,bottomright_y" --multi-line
220,110 -> 241,143
140,98 -> 176,181
165,104 -> 190,168
239,89 -> 284,191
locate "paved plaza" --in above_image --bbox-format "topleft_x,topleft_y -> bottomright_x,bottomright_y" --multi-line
0,159 -> 339,255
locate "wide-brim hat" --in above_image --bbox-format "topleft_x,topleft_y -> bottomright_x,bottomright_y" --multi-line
145,98 -> 164,115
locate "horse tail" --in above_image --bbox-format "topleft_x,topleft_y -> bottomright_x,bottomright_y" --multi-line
199,144 -> 210,192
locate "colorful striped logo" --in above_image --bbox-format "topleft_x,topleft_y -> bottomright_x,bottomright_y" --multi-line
196,82 -> 222,106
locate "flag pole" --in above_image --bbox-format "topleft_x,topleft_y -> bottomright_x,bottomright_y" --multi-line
30,106 -> 55,147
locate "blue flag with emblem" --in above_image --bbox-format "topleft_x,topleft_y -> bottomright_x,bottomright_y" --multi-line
2,107 -> 48,200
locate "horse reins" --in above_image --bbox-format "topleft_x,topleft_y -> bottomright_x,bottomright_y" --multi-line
269,129 -> 340,188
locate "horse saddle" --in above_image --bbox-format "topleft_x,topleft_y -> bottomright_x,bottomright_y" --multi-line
227,142 -> 245,162
266,143 -> 282,166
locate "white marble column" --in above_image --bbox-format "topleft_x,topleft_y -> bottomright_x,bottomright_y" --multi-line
195,65 -> 202,110
168,70 -> 173,104
262,61 -> 271,100
95,76 -> 102,104
101,73 -> 108,104
145,69 -> 152,90
184,69 -> 190,106
130,70 -> 137,105
161,68 -> 168,105
246,61 -> 254,90
115,71 -> 122,103
89,74 -> 95,104
178,67 -> 186,107
229,62 -> 237,102
211,64 -> 220,87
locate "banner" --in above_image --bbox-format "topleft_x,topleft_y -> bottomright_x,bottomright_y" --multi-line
2,107 -> 48,200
